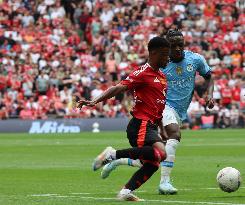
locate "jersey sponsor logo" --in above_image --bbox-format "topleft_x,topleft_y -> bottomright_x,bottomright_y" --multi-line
132,64 -> 148,76
187,64 -> 194,72
176,66 -> 183,75
29,121 -> 80,134
168,76 -> 194,88
154,77 -> 160,83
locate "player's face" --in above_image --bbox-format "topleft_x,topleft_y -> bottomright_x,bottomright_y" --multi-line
168,36 -> 184,61
157,47 -> 169,68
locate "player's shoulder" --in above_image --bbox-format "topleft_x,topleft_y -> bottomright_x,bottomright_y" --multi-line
132,63 -> 150,77
184,50 -> 206,62
184,50 -> 203,59
159,71 -> 167,78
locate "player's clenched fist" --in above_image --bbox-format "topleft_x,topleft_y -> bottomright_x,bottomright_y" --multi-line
77,99 -> 96,109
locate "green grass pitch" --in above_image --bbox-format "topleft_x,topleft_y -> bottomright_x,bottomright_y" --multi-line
0,129 -> 244,205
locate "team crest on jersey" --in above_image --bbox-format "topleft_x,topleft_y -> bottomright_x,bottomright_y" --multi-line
159,77 -> 166,86
176,66 -> 183,75
187,64 -> 194,72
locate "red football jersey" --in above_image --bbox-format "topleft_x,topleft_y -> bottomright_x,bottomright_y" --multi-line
121,63 -> 167,123
221,87 -> 232,105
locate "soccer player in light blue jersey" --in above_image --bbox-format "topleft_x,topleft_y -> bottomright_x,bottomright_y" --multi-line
100,29 -> 214,195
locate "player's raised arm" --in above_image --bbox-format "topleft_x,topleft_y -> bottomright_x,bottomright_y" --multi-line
77,83 -> 128,109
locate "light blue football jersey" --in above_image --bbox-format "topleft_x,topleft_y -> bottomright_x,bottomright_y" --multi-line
160,50 -> 211,121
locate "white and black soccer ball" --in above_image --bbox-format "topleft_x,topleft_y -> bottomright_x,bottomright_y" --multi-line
216,167 -> 242,193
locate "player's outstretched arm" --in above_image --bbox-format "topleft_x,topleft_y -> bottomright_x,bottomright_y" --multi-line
204,73 -> 214,109
77,84 -> 128,109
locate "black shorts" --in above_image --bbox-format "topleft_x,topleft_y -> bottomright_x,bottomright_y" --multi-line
126,117 -> 163,147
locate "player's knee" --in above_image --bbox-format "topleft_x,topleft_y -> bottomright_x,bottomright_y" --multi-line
166,124 -> 181,141
169,130 -> 181,141
153,147 -> 166,162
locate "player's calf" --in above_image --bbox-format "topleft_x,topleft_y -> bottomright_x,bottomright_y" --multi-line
101,159 -> 142,179
125,160 -> 159,191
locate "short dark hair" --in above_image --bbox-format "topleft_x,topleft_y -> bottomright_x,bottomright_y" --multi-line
166,29 -> 183,40
148,36 -> 169,52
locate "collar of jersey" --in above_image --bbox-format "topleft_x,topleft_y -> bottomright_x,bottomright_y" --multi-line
146,62 -> 159,72
169,51 -> 185,63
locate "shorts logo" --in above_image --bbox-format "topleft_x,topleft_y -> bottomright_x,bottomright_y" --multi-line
187,64 -> 194,72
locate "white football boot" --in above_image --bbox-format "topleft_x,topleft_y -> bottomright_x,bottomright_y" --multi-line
117,189 -> 144,202
92,146 -> 115,171
158,182 -> 178,195
101,161 -> 117,179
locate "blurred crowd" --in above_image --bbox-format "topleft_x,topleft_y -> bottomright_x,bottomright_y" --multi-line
0,0 -> 244,129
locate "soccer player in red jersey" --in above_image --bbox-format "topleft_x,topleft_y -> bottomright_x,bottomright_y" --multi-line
77,36 -> 170,201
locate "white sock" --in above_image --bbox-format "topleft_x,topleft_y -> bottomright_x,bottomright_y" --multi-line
110,150 -> 116,160
130,159 -> 142,167
160,139 -> 179,183
114,158 -> 142,167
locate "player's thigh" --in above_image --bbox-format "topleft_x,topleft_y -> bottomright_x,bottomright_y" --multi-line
144,122 -> 164,146
127,118 -> 163,147
126,117 -> 144,147
145,124 -> 166,161
152,141 -> 165,152
162,106 -> 181,140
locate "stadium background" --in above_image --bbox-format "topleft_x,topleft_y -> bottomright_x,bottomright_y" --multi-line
0,0 -> 245,130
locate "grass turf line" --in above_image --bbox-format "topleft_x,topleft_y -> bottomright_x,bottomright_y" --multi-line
0,129 -> 244,205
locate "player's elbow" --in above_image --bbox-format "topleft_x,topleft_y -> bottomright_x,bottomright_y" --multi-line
203,72 -> 212,81
115,84 -> 128,94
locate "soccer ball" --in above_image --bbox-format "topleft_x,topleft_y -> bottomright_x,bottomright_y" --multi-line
216,167 -> 242,193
